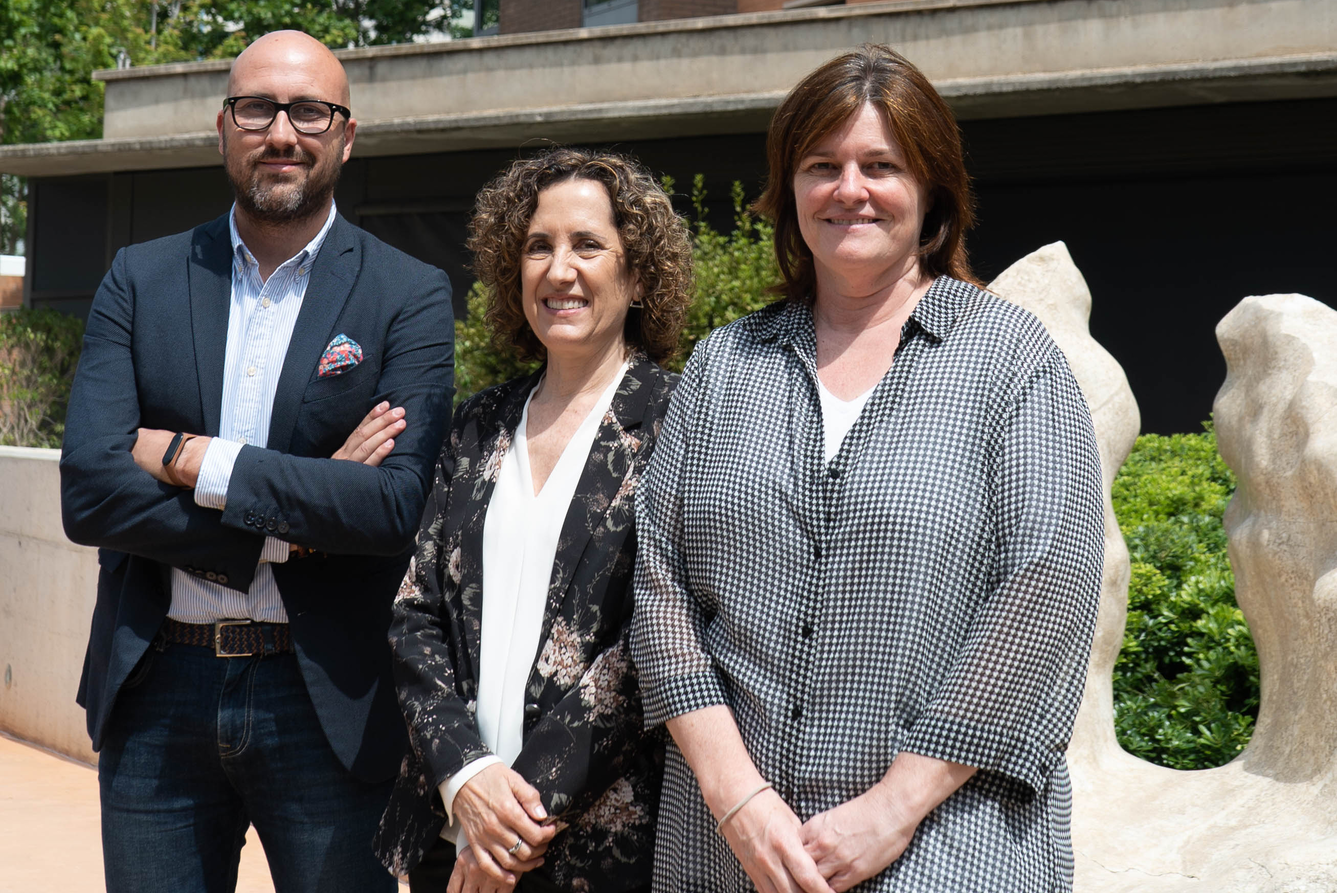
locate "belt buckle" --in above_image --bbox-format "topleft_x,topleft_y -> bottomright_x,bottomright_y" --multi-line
214,620 -> 255,658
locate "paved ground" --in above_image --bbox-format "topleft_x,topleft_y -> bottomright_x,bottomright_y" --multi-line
0,732 -> 275,893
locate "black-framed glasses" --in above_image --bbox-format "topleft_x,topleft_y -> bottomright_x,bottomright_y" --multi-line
224,96 -> 351,135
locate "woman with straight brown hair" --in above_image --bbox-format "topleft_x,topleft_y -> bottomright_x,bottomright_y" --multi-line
632,45 -> 1105,893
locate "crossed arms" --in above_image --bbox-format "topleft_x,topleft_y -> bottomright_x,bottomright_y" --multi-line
60,244 -> 455,591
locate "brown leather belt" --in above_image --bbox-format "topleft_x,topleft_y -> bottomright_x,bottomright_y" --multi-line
161,618 -> 294,657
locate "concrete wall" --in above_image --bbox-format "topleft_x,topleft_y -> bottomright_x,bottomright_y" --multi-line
0,447 -> 98,765
5,0 -> 1333,177
95,0 -> 1337,142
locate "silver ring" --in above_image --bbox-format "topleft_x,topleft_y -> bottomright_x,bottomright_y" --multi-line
507,839 -> 523,856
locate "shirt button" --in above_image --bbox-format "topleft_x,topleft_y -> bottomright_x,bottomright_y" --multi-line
791,705 -> 803,720
239,436 -> 249,445
261,297 -> 271,309
829,466 -> 842,479
247,366 -> 257,377
801,624 -> 814,639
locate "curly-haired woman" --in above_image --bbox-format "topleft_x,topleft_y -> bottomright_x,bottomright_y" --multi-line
374,146 -> 693,893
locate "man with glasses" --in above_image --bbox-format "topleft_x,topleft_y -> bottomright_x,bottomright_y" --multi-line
60,30 -> 454,892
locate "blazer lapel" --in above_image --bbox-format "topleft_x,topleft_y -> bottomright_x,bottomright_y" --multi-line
532,357 -> 657,664
267,215 -> 360,454
188,215 -> 233,436
458,370 -> 542,670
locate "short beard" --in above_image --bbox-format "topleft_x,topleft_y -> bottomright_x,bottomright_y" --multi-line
226,137 -> 344,225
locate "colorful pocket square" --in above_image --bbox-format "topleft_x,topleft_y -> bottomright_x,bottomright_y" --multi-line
318,334 -> 363,378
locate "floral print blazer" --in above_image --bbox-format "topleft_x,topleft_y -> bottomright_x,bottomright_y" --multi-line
375,354 -> 676,891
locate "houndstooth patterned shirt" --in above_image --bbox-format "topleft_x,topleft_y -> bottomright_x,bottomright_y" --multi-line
631,276 -> 1105,892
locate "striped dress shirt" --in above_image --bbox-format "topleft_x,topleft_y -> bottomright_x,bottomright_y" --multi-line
167,202 -> 338,624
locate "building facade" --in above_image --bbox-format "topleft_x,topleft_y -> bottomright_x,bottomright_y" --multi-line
1,0 -> 1334,431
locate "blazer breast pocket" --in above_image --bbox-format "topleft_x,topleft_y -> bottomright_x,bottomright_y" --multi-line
301,356 -> 375,405
294,362 -> 381,456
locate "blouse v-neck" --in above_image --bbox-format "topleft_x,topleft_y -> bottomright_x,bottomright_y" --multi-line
473,362 -> 628,770
516,369 -> 622,499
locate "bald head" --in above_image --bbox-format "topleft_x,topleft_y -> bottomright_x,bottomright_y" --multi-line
218,30 -> 356,233
228,30 -> 350,107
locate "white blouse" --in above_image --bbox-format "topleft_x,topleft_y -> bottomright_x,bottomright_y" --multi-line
439,363 -> 628,847
816,375 -> 878,463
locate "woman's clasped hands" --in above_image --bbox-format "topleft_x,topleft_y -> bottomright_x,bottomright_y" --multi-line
446,763 -> 556,893
718,780 -> 924,893
717,785 -> 833,893
798,785 -> 920,893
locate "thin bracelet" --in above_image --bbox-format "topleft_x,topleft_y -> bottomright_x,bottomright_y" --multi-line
715,781 -> 774,834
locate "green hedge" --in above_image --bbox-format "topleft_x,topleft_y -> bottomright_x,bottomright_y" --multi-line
0,307 -> 84,448
1110,425 -> 1257,769
453,180 -> 1258,770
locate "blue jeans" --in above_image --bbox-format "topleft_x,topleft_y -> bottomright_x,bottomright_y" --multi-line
98,639 -> 396,893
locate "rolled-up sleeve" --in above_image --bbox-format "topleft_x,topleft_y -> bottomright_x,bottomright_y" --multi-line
901,348 -> 1105,795
631,346 -> 729,727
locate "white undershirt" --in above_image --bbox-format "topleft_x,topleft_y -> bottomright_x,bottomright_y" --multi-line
438,362 -> 628,846
816,376 -> 878,462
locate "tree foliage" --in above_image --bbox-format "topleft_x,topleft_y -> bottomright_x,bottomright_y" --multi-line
0,307 -> 84,448
1110,424 -> 1258,769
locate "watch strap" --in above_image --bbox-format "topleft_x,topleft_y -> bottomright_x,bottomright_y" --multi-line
162,434 -> 198,488
161,431 -> 186,468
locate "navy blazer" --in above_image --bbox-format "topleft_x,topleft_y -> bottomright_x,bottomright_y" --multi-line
59,212 -> 455,781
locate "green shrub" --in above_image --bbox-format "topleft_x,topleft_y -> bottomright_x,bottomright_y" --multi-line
0,307 -> 84,448
1110,423 -> 1258,769
453,177 -> 780,402
673,176 -> 778,370
452,281 -> 539,404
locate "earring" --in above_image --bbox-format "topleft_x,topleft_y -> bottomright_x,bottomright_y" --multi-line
630,298 -> 644,309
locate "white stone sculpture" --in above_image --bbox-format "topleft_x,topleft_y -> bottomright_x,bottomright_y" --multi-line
986,243 -> 1139,767
987,246 -> 1337,891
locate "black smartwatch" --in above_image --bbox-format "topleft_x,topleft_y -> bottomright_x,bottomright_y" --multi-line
161,431 -> 187,468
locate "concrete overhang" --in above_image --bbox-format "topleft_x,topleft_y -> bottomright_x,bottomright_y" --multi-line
2,0 -> 1334,177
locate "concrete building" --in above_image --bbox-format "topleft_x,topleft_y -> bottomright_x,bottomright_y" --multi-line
0,0 -> 1333,431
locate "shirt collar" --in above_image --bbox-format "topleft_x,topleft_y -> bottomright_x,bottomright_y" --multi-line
754,275 -> 968,349
228,201 -> 338,271
905,276 -> 970,343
